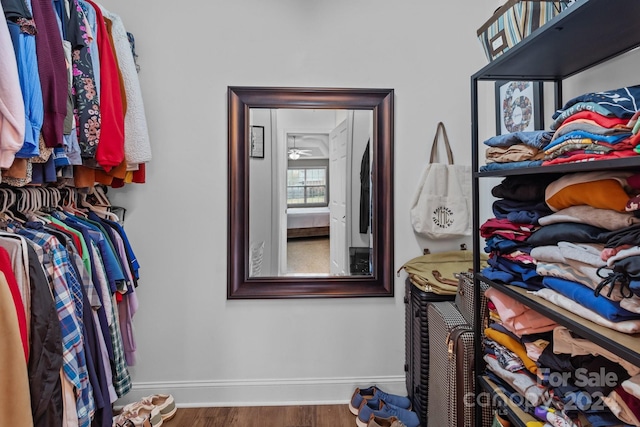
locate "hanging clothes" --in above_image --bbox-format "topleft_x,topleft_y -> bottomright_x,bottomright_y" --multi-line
1,0 -> 150,189
31,0 -> 67,148
24,241 -> 64,427
14,223 -> 96,426
68,0 -> 101,160
359,140 -> 370,234
0,270 -> 33,427
0,2 -> 26,168
0,185 -> 141,427
83,0 -> 124,172
0,246 -> 29,359
99,7 -> 151,168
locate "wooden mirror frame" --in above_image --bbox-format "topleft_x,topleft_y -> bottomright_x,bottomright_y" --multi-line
227,86 -> 394,299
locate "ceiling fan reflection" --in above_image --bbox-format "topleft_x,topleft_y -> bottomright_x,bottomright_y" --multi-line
288,136 -> 312,160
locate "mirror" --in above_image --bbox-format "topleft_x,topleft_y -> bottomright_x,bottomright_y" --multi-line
228,87 -> 394,298
250,108 -> 373,278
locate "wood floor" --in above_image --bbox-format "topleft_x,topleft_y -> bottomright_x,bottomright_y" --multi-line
163,404 -> 356,427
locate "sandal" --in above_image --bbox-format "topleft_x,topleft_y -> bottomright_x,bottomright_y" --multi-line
123,394 -> 176,421
113,405 -> 162,426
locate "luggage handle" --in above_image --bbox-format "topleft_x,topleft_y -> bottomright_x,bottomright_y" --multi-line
446,324 -> 473,360
456,269 -> 476,297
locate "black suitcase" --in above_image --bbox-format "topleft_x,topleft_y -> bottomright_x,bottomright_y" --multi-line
404,279 -> 455,425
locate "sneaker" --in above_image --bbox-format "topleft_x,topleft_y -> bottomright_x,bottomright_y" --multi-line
136,394 -> 177,421
367,414 -> 407,427
114,404 -> 163,427
349,386 -> 412,415
356,400 -> 420,427
113,415 -> 152,427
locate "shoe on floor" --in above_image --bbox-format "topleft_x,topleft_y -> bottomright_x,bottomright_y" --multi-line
137,394 -> 177,421
356,400 -> 419,427
349,386 -> 411,415
114,404 -> 162,427
113,414 -> 152,427
367,414 -> 407,427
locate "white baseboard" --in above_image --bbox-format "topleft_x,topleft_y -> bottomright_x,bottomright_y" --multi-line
115,375 -> 406,408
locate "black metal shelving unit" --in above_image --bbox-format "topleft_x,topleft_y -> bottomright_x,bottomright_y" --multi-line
472,0 -> 640,82
470,0 -> 640,425
478,376 -> 537,427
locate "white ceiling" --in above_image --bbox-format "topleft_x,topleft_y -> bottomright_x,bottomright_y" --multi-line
287,133 -> 329,158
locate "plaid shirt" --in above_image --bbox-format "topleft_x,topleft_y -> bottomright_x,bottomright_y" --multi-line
16,226 -> 96,426
54,212 -> 133,397
90,241 -> 132,397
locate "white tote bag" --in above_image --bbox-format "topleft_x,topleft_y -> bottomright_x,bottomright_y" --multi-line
410,122 -> 472,239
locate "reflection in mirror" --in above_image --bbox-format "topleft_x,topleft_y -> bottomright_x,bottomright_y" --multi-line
249,108 -> 373,278
228,87 -> 394,299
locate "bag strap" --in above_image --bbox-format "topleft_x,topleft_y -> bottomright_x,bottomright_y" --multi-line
429,122 -> 454,165
432,270 -> 460,287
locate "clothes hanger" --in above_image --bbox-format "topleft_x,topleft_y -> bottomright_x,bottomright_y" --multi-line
17,188 -> 42,223
79,190 -> 120,222
45,187 -> 63,219
0,190 -> 11,228
28,188 -> 52,224
91,185 -> 111,207
60,187 -> 88,218
49,187 -> 63,211
0,188 -> 23,224
93,184 -> 127,222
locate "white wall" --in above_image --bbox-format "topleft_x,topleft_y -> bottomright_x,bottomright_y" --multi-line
97,0 -> 640,407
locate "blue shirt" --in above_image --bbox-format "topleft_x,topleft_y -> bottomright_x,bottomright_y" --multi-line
60,214 -> 125,293
6,21 -> 42,158
554,85 -> 640,120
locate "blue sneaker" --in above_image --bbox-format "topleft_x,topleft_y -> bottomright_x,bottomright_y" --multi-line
356,400 -> 420,427
349,386 -> 412,415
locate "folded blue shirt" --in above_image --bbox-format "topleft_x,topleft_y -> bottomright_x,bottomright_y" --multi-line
553,85 -> 640,120
544,130 -> 632,151
485,235 -> 531,255
480,160 -> 544,172
492,199 -> 552,225
542,276 -> 640,322
482,264 -> 543,291
483,131 -> 555,150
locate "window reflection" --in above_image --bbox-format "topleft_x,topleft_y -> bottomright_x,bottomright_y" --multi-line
287,167 -> 327,207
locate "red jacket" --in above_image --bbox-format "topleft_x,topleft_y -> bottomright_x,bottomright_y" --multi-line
87,0 -> 125,172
